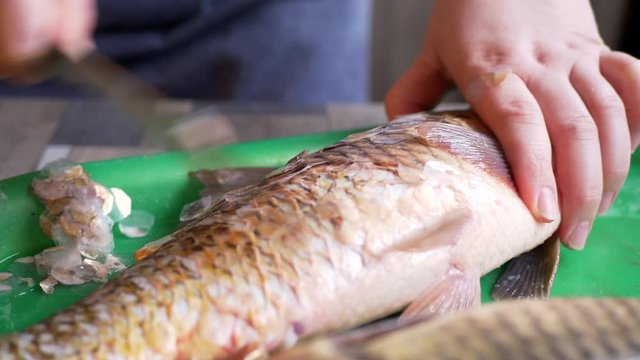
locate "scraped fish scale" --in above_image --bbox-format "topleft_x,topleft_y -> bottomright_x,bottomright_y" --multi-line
0,111 -> 559,359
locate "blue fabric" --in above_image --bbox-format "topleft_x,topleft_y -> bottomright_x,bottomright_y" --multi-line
0,0 -> 372,103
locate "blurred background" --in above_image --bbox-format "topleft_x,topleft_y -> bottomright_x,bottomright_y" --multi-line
0,0 -> 637,180
0,0 -> 634,103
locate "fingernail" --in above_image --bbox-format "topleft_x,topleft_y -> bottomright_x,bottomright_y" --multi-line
566,221 -> 591,250
598,191 -> 615,215
536,186 -> 559,221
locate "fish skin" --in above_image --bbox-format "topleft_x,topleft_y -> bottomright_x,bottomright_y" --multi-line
274,297 -> 640,360
0,111 -> 559,359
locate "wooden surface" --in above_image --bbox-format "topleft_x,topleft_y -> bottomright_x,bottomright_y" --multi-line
0,99 -> 68,180
0,97 -> 392,181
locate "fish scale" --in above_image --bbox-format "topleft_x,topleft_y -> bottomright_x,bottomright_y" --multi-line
0,111 -> 559,359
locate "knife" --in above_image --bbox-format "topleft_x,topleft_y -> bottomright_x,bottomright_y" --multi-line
23,49 -> 239,150
25,49 -> 190,147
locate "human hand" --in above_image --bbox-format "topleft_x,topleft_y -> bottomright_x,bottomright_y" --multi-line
0,0 -> 96,81
386,0 -> 639,250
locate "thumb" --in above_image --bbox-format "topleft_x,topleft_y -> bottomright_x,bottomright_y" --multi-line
385,55 -> 451,120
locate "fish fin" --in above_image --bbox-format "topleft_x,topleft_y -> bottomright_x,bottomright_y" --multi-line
399,267 -> 481,323
180,167 -> 276,226
190,167 -> 277,197
391,208 -> 473,253
417,117 -> 513,187
134,235 -> 172,261
491,233 -> 560,300
190,167 -> 276,187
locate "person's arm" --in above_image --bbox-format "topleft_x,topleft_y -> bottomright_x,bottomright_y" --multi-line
386,0 -> 639,250
0,0 -> 96,81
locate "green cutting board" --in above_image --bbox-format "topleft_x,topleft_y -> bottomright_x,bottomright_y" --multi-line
0,129 -> 638,334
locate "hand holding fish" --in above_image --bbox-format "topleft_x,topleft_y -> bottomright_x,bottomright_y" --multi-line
386,0 -> 639,250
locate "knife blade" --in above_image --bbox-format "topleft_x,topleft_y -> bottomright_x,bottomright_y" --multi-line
27,49 -> 185,147
24,49 -> 239,151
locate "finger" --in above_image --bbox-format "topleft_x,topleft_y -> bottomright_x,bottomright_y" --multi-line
600,51 -> 640,151
461,67 -> 559,224
385,55 -> 451,120
0,0 -> 59,82
0,0 -> 56,72
57,0 -> 96,59
570,58 -> 630,215
528,73 -> 602,250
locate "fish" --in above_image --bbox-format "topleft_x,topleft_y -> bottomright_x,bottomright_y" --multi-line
0,111 -> 559,359
273,297 -> 640,360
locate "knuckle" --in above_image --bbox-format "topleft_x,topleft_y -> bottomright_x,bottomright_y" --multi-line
497,99 -> 542,126
517,152 -> 547,181
533,48 -> 550,66
507,137 -> 551,172
605,162 -> 630,186
466,46 -> 529,75
468,48 -> 516,69
532,44 -> 567,68
526,146 -> 552,173
596,94 -> 625,119
571,186 -> 603,209
555,115 -> 599,142
629,58 -> 640,76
